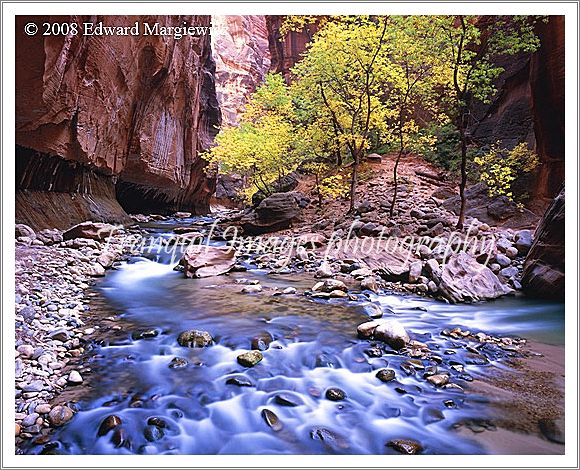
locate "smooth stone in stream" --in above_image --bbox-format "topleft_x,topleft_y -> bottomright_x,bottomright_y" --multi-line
97,415 -> 122,436
15,423 -> 21,436
131,329 -> 159,340
251,332 -> 273,351
147,417 -> 169,429
325,387 -> 346,401
421,407 -> 445,425
177,330 -> 213,348
364,302 -> 383,319
48,406 -> 74,427
111,427 -> 131,449
144,425 -> 164,442
310,427 -> 349,450
168,357 -> 188,369
241,284 -> 263,294
386,438 -> 424,454
427,374 -> 449,387
237,350 -> 263,367
376,369 -> 396,382
226,375 -> 254,387
274,393 -> 303,407
261,409 -> 283,431
374,320 -> 410,350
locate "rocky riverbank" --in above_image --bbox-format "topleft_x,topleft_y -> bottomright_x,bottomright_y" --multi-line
14,221 -> 135,444
14,202 -> 561,452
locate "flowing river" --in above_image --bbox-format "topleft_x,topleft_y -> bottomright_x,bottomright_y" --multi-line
26,217 -> 564,455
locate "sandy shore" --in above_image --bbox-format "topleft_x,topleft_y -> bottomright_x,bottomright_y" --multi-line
459,340 -> 565,454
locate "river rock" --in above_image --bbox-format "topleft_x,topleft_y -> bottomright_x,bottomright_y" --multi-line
16,223 -> 36,239
426,374 -> 449,387
366,153 -> 383,163
310,427 -> 349,450
181,245 -> 236,278
177,330 -> 213,348
296,232 -> 327,248
132,329 -> 159,340
374,320 -> 410,350
237,350 -> 263,367
274,392 -> 303,407
496,253 -> 511,268
144,425 -> 164,442
63,221 -> 118,241
36,228 -> 63,245
360,276 -> 378,293
364,302 -> 383,319
22,413 -> 39,427
357,320 -> 382,338
168,357 -> 188,369
261,408 -> 283,431
251,332 -> 273,351
87,263 -> 106,277
35,404 -> 51,414
97,251 -> 117,268
23,380 -> 44,392
505,246 -> 519,259
15,423 -> 21,436
315,263 -> 334,278
226,375 -> 254,387
325,387 -> 346,401
97,415 -> 122,436
67,370 -> 83,384
408,261 -> 423,283
499,266 -> 519,280
17,344 -> 34,358
387,438 -> 423,454
241,284 -> 263,294
515,229 -> 533,255
312,279 -> 348,293
435,252 -> 513,303
376,369 -> 396,382
48,405 -> 74,427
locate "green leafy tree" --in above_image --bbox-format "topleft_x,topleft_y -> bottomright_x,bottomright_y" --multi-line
291,16 -> 393,213
433,15 -> 541,228
202,74 -> 299,202
474,142 -> 540,204
382,16 -> 449,216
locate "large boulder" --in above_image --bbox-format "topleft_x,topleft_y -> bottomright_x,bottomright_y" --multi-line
241,192 -> 309,235
251,173 -> 300,206
442,183 -> 538,228
15,224 -> 35,240
521,187 -> 564,301
180,245 -> 237,278
63,221 -> 118,241
432,252 -> 513,303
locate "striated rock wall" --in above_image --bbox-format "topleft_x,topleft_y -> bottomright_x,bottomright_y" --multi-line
212,16 -> 270,125
469,16 -> 565,205
521,186 -> 564,301
266,16 -> 314,82
16,15 -> 220,228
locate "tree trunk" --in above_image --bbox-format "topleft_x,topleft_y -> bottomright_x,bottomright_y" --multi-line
389,149 -> 404,217
349,156 -> 359,213
456,124 -> 468,230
